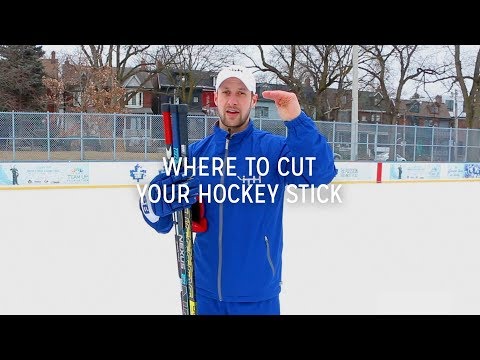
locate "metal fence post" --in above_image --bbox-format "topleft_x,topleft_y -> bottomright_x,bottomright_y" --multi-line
12,111 -> 15,161
332,121 -> 336,150
431,126 -> 434,162
394,123 -> 398,160
465,128 -> 469,162
144,113 -> 148,161
113,113 -> 116,161
47,112 -> 51,161
413,125 -> 417,161
80,113 -> 84,160
204,115 -> 208,138
448,127 -> 452,162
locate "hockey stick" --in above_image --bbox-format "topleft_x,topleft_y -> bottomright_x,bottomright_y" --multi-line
162,103 -> 189,315
177,104 -> 197,315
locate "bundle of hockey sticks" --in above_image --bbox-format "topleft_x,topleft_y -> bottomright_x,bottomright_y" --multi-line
161,103 -> 196,315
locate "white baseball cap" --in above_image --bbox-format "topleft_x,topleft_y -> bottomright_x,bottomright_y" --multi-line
215,65 -> 256,94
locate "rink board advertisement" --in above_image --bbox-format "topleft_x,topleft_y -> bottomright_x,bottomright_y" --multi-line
383,162 -> 480,181
0,162 -> 163,187
386,163 -> 441,181
0,162 -> 89,186
333,162 -> 376,182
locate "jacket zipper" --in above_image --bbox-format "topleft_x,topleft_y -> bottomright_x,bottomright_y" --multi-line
217,130 -> 231,301
264,235 -> 275,275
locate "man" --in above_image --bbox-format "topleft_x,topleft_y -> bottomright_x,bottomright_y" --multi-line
140,65 -> 337,314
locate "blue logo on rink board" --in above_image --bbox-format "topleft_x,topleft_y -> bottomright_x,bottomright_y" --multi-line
464,163 -> 480,178
130,164 -> 147,182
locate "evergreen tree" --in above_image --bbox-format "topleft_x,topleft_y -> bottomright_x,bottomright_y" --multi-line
0,45 -> 46,111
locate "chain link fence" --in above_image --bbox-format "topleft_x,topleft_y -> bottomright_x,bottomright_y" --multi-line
1,111 -> 479,162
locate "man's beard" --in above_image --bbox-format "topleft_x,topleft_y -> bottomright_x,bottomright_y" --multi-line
218,109 -> 250,132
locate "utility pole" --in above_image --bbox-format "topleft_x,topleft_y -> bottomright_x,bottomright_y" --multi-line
350,45 -> 359,161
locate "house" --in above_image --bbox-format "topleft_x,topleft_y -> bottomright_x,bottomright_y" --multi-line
153,68 -> 216,115
396,95 -> 451,127
330,89 -> 389,123
123,61 -> 155,115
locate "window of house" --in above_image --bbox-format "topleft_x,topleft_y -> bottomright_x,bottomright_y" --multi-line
127,92 -> 143,107
372,114 -> 381,123
193,96 -> 199,103
411,102 -> 420,113
445,99 -> 454,111
361,115 -> 367,122
255,106 -> 269,118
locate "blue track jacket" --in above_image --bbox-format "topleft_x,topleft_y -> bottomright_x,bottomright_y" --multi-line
141,111 -> 337,302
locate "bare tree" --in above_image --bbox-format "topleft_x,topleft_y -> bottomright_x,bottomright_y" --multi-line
159,45 -> 232,104
238,45 -> 353,120
56,57 -> 127,114
453,45 -> 480,129
74,45 -> 232,108
453,45 -> 480,161
418,45 -> 480,159
78,45 -> 166,105
360,45 -> 426,124
394,45 -> 480,128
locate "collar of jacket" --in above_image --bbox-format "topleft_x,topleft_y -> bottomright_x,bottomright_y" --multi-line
213,119 -> 255,145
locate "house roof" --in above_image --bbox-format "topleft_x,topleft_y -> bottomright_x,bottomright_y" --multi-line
122,67 -> 154,89
397,99 -> 450,119
256,83 -> 290,101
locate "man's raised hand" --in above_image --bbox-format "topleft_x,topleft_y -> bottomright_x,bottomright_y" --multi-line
262,90 -> 302,121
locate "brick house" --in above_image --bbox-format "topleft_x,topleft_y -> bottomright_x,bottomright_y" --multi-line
396,95 -> 451,127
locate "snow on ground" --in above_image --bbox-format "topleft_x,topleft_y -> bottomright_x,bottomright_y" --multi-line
1,181 -> 479,314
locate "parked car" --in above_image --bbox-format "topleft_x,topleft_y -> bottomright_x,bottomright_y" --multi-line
374,152 -> 389,162
374,153 -> 407,162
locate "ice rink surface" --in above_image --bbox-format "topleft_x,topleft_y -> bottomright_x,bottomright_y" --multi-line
1,181 -> 479,315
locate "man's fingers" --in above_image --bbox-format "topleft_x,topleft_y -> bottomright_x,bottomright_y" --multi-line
262,90 -> 283,102
262,90 -> 296,108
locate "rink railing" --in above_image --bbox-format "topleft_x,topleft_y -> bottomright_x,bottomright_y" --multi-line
1,111 -> 480,162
